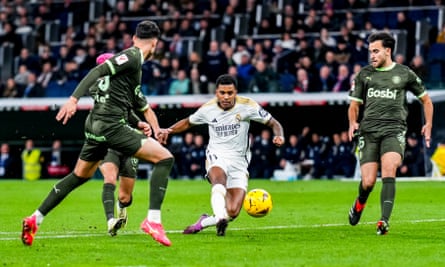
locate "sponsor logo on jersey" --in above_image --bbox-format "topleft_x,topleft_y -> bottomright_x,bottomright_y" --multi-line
367,88 -> 397,99
115,54 -> 129,65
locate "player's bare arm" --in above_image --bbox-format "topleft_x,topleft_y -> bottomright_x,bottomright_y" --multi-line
419,94 -> 434,148
266,117 -> 285,147
167,118 -> 193,134
142,107 -> 168,144
348,100 -> 361,141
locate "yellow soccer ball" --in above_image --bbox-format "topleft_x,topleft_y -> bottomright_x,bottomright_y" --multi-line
243,188 -> 273,217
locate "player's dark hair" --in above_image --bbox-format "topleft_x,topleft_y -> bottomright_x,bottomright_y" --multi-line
216,74 -> 238,89
367,31 -> 395,53
135,20 -> 160,39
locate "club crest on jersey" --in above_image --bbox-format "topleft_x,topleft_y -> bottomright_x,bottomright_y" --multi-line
115,54 -> 129,65
392,76 -> 401,84
235,114 -> 241,123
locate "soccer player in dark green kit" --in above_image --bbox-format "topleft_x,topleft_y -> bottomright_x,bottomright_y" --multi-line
347,31 -> 433,235
21,20 -> 175,246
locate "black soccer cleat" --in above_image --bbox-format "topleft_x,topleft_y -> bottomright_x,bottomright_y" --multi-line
216,219 -> 228,236
376,220 -> 389,235
349,198 -> 366,226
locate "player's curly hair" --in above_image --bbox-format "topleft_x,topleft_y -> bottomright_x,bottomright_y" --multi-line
367,31 -> 395,53
216,74 -> 238,89
135,20 -> 160,39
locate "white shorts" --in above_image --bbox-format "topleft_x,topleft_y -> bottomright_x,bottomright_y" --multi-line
205,151 -> 249,191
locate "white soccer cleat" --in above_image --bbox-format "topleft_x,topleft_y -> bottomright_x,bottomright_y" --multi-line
108,218 -> 125,237
117,203 -> 128,228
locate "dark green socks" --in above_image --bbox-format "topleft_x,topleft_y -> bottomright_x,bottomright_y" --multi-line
102,183 -> 116,221
149,158 -> 174,210
381,177 -> 396,222
38,172 -> 90,215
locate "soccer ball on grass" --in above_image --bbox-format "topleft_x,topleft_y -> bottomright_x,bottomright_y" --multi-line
243,188 -> 273,217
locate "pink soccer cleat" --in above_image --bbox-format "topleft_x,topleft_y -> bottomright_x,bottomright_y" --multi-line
140,218 -> 171,246
22,215 -> 38,246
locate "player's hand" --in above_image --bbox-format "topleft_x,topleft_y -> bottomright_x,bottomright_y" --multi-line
137,121 -> 152,137
56,96 -> 78,125
422,123 -> 432,148
154,128 -> 169,145
273,136 -> 285,147
348,122 -> 359,142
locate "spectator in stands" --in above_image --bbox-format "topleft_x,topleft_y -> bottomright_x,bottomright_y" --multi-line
250,129 -> 277,179
15,48 -> 40,75
334,39 -> 352,65
189,134 -> 206,179
45,139 -> 70,178
168,69 -> 190,95
188,67 -> 208,94
332,64 -> 351,92
326,131 -> 356,179
13,64 -> 31,93
0,21 -> 23,56
350,35 -> 368,66
277,134 -> 303,175
251,41 -> 270,65
186,51 -> 204,76
398,133 -> 425,177
394,53 -> 406,65
0,143 -> 20,179
409,55 -> 429,81
203,41 -> 229,94
319,50 -> 339,77
314,64 -> 336,92
228,65 -> 248,93
179,132 -> 195,178
22,72 -> 43,98
36,62 -> 55,90
294,68 -> 315,93
0,78 -> 19,98
320,27 -> 337,50
236,52 -> 256,88
301,132 -> 328,179
21,139 -> 44,181
396,11 -> 416,62
248,59 -> 280,93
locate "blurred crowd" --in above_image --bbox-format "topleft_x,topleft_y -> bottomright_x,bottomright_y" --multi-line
0,0 -> 444,98
2,127 -> 440,180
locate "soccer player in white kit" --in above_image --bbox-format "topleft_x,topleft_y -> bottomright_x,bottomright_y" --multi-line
167,74 -> 285,236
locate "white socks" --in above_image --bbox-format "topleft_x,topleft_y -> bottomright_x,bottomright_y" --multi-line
33,210 -> 44,225
147,209 -> 161,223
211,184 -> 227,221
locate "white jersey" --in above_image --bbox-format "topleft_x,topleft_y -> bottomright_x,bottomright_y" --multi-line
189,95 -> 272,158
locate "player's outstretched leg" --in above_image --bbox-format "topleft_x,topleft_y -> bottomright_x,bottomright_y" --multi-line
183,214 -> 210,234
140,218 -> 171,246
22,215 -> 38,246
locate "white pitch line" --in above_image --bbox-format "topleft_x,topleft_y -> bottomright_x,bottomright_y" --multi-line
2,218 -> 445,241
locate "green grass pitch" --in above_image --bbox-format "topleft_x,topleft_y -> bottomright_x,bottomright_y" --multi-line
1,179 -> 445,267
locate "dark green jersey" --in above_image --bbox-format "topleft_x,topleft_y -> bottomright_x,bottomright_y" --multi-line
76,47 -> 149,123
349,63 -> 427,131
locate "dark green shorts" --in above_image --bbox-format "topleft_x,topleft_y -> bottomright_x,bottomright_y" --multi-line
79,114 -> 145,163
357,129 -> 406,165
101,149 -> 138,178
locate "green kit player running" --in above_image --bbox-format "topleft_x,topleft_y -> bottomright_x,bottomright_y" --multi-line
21,20 -> 174,246
94,53 -> 151,237
347,31 -> 433,235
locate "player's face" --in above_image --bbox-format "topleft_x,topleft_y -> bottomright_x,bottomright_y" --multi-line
368,40 -> 392,68
216,84 -> 237,110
